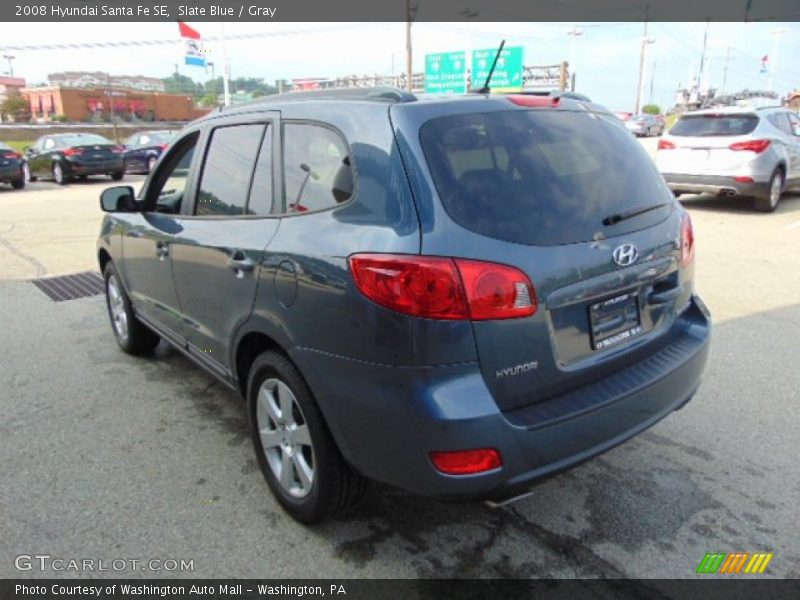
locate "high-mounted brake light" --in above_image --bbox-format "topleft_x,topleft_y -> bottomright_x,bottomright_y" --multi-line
680,212 -> 695,267
430,448 -> 502,475
729,139 -> 771,154
657,139 -> 676,150
63,147 -> 83,156
506,94 -> 559,108
348,254 -> 537,321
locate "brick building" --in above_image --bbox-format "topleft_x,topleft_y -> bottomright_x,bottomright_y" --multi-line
21,85 -> 201,122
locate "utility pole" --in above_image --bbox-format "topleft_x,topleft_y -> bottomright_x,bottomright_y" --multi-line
405,0 -> 416,92
3,55 -> 15,77
697,20 -> 709,98
721,46 -> 732,95
768,28 -> 788,92
649,60 -> 657,105
567,27 -> 583,91
634,5 -> 652,114
221,23 -> 231,106
106,73 -> 119,143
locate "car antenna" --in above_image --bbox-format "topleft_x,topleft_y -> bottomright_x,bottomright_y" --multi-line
476,40 -> 506,94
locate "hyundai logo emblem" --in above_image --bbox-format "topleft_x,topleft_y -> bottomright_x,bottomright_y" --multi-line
612,243 -> 639,267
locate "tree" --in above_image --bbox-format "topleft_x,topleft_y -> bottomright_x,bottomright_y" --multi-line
642,104 -> 661,115
0,95 -> 30,122
199,93 -> 220,108
161,73 -> 203,98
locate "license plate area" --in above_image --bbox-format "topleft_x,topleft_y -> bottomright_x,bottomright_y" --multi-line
590,292 -> 643,350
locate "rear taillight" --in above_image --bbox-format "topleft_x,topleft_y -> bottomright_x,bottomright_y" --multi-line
348,254 -> 537,321
112,146 -> 125,154
729,139 -> 771,154
430,448 -> 502,475
159,144 -> 169,151
680,212 -> 695,267
1,150 -> 21,159
657,139 -> 676,150
63,147 -> 83,156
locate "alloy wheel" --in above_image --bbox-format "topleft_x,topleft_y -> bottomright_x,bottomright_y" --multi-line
256,378 -> 315,498
106,275 -> 129,342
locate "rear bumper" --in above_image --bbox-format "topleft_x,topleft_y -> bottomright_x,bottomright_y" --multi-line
291,295 -> 711,500
65,158 -> 124,176
0,163 -> 23,181
662,173 -> 768,197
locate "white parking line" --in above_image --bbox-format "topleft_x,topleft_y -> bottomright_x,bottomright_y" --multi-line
785,220 -> 800,231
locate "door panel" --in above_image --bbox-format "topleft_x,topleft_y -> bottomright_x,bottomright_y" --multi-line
170,115 -> 281,373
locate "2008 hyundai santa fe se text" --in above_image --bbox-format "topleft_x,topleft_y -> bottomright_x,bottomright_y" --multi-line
96,87 -> 711,523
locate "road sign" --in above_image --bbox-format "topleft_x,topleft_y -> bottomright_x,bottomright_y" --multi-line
471,46 -> 524,92
425,51 -> 467,94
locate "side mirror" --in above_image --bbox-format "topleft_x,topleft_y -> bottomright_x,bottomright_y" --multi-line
100,186 -> 138,212
24,146 -> 34,155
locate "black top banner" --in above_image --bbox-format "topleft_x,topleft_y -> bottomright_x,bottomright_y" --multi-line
3,0 -> 800,22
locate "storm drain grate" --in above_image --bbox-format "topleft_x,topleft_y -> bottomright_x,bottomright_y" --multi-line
30,271 -> 105,302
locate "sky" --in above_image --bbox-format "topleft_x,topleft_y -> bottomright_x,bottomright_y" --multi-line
1,21 -> 799,111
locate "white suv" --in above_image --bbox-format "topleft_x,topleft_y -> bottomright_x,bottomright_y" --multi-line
656,106 -> 800,212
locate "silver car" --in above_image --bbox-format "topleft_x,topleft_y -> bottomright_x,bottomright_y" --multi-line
625,114 -> 662,137
656,106 -> 800,212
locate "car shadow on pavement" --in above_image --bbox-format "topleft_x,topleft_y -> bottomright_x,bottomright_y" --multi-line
679,191 -> 800,216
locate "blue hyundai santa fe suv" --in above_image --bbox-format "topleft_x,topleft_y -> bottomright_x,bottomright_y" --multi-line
97,88 -> 711,523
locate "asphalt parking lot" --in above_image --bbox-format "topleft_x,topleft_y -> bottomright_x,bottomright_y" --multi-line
1,146 -> 799,580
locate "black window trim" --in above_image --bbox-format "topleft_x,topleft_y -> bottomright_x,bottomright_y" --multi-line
141,129 -> 202,211
272,118 -> 357,218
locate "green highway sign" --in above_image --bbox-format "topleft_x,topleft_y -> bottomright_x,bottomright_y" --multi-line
425,51 -> 467,94
471,46 -> 524,92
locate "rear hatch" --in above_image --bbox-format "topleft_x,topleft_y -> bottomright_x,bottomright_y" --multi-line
61,135 -> 122,165
658,112 -> 761,175
408,102 -> 690,413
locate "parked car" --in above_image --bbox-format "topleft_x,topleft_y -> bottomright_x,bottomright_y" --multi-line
625,114 -> 662,137
613,111 -> 633,122
24,133 -> 125,185
0,141 -> 26,189
656,106 -> 800,211
97,87 -> 710,523
123,130 -> 176,174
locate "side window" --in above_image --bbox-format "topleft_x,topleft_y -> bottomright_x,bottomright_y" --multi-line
283,123 -> 353,214
139,134 -> 151,146
247,126 -> 274,216
769,113 -> 793,136
786,113 -> 800,136
147,133 -> 199,214
195,123 -> 265,217
43,138 -> 55,151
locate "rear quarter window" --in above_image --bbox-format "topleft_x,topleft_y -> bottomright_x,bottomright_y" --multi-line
419,109 -> 672,246
670,114 -> 758,136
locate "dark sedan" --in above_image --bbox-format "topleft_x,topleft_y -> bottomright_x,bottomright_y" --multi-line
123,130 -> 175,174
25,133 -> 125,185
0,142 -> 25,189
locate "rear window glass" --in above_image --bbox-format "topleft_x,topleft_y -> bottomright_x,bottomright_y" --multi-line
670,114 -> 758,137
419,110 -> 672,246
58,134 -> 112,146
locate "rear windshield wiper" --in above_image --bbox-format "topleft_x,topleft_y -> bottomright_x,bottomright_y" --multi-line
603,202 -> 671,226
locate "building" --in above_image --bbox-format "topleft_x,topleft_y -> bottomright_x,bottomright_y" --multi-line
0,76 -> 26,105
21,85 -> 200,122
47,71 -> 165,92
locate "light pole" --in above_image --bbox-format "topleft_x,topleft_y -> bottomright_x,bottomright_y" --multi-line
635,35 -> 654,114
566,27 -> 583,91
768,28 -> 789,92
3,55 -> 15,77
405,0 -> 419,92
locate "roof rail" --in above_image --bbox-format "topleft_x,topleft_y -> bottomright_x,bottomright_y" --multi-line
244,86 -> 418,105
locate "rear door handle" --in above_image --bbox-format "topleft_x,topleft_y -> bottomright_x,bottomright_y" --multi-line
155,242 -> 169,259
227,251 -> 255,273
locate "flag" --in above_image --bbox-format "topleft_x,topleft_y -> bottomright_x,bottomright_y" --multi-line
179,22 -> 206,67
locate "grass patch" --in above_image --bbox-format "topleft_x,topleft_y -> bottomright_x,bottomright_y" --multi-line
2,140 -> 31,153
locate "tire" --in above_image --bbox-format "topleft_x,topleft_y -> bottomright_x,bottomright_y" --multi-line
147,156 -> 158,173
52,162 -> 66,185
247,351 -> 367,524
103,262 -> 160,355
78,175 -> 88,181
110,171 -> 124,182
11,178 -> 25,190
754,168 -> 784,213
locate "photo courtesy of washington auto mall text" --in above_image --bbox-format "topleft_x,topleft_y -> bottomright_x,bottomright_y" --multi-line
1,0 -> 799,598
